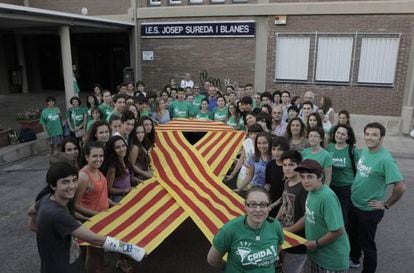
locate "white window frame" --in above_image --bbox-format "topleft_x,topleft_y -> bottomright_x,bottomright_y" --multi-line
315,36 -> 354,83
357,36 -> 400,85
149,0 -> 161,6
169,0 -> 182,4
189,0 -> 203,4
275,35 -> 311,81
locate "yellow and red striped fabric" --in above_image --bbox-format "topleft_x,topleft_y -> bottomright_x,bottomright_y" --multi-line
83,119 -> 306,253
156,118 -> 235,132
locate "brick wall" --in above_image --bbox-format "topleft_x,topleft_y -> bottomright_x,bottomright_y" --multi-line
1,0 -> 24,5
29,0 -> 130,15
266,14 -> 413,116
140,17 -> 256,91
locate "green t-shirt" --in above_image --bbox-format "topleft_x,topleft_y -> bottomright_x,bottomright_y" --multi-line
188,103 -> 198,118
140,110 -> 150,117
65,107 -> 86,128
326,143 -> 360,187
213,216 -> 285,273
193,94 -> 205,112
351,146 -> 404,211
98,103 -> 113,122
305,184 -> 350,271
213,107 -> 228,122
40,107 -> 63,137
195,111 -> 212,120
227,116 -> 241,130
169,100 -> 190,118
86,119 -> 97,131
301,148 -> 333,169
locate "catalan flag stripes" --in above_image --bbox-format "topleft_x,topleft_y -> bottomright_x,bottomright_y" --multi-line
152,131 -> 245,240
83,179 -> 188,254
156,118 -> 235,132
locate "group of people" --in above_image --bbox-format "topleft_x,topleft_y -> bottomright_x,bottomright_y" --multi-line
34,75 -> 406,273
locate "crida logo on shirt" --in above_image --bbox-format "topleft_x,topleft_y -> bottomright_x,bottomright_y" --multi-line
357,157 -> 371,177
305,201 -> 315,224
236,241 -> 278,267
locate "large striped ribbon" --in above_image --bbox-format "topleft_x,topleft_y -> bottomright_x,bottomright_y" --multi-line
83,120 -> 306,253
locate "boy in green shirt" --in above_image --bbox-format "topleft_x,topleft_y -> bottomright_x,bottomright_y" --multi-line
169,88 -> 190,118
98,90 -> 113,122
296,159 -> 350,273
349,122 -> 406,272
40,96 -> 63,155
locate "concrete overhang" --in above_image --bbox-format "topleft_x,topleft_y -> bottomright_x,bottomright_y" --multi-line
0,3 -> 133,34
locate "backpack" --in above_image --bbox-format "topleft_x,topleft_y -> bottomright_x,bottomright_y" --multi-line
19,128 -> 37,143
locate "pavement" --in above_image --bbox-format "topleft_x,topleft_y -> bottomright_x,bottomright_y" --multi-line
0,91 -> 413,166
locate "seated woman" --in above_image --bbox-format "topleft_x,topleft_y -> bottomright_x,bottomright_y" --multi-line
195,98 -> 212,120
236,132 -> 273,191
226,103 -> 244,130
207,186 -> 284,273
129,122 -> 153,183
105,135 -> 133,203
151,97 -> 170,124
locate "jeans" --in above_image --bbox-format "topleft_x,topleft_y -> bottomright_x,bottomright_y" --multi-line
331,185 -> 352,229
348,204 -> 384,273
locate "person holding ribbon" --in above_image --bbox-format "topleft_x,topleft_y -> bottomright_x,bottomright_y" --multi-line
207,186 -> 284,273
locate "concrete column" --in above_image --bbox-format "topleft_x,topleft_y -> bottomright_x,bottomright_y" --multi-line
254,17 -> 268,92
401,31 -> 414,134
59,26 -> 75,108
16,35 -> 29,93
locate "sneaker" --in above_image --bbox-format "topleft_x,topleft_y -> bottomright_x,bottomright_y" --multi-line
349,259 -> 361,269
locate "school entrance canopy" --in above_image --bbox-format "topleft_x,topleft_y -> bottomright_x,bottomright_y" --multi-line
0,3 -> 133,100
84,119 -> 306,254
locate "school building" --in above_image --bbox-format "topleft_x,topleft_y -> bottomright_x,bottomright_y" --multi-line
0,0 -> 414,134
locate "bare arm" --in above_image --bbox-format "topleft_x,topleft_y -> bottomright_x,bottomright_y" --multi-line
285,216 -> 305,234
305,228 -> 344,251
324,166 -> 332,186
207,246 -> 226,269
235,164 -> 254,190
27,203 -> 37,232
72,225 -> 106,246
225,149 -> 245,180
369,181 -> 407,210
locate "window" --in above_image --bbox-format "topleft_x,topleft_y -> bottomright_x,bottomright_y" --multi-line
358,37 -> 400,85
189,0 -> 203,3
169,0 -> 182,4
275,36 -> 310,81
149,0 -> 161,5
274,32 -> 400,86
210,0 -> 225,3
315,37 -> 354,82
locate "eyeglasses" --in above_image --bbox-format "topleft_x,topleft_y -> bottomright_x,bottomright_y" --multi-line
246,202 -> 269,208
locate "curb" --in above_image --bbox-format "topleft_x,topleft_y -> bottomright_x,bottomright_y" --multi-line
0,133 -> 48,167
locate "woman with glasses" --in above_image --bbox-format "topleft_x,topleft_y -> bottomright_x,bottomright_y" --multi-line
207,186 -> 284,273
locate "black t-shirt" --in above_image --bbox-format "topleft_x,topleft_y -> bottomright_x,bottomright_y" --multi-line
265,160 -> 285,216
36,197 -> 84,273
279,180 -> 307,254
